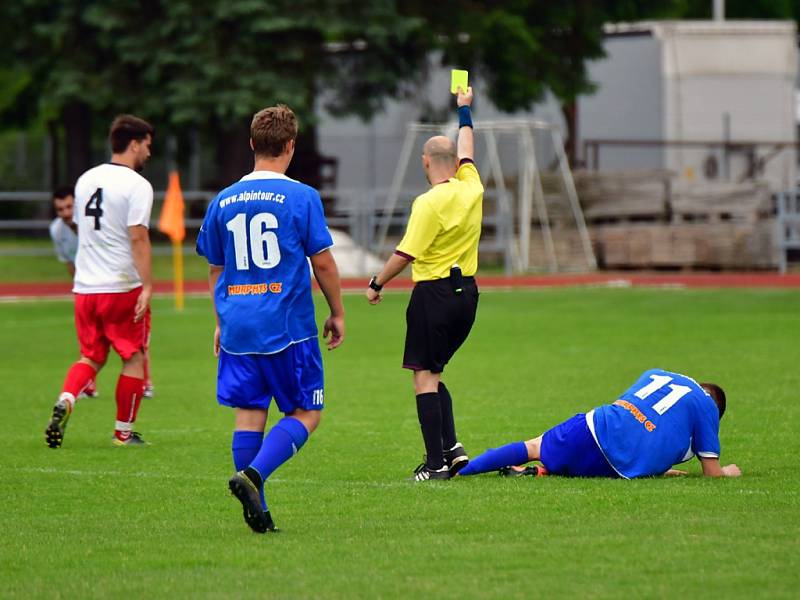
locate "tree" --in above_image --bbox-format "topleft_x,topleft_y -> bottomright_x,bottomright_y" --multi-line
3,1 -> 797,182
404,1 -> 681,165
673,0 -> 794,18
0,0 -> 431,187
0,1 -> 124,184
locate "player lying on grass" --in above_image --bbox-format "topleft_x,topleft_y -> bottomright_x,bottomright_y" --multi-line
458,369 -> 741,479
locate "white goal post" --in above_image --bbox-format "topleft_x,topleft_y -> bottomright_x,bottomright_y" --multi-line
376,120 -> 597,273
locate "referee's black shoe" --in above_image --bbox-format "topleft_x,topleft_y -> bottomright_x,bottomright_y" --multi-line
413,462 -> 450,481
444,442 -> 469,476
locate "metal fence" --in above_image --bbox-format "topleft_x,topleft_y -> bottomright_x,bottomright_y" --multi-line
776,189 -> 800,273
0,120 -> 598,274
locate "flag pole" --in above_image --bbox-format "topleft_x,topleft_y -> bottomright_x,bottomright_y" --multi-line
173,238 -> 184,311
159,169 -> 187,312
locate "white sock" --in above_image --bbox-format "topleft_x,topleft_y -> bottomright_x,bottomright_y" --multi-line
58,392 -> 76,411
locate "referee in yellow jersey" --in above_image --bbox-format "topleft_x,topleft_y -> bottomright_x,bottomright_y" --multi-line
365,86 -> 483,481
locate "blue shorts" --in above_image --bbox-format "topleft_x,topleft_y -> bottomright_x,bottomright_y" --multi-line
540,413 -> 619,478
217,338 -> 325,413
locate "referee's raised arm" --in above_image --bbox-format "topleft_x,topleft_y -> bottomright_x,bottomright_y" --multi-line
456,86 -> 474,162
364,85 -> 483,482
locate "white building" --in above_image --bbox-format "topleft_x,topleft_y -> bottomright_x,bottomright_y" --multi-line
578,20 -> 798,192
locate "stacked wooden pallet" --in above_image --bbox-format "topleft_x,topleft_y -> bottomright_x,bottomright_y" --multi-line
573,169 -> 672,224
671,181 -> 772,224
527,170 -> 777,270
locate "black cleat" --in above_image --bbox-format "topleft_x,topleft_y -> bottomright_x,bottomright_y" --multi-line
444,442 -> 470,476
228,469 -> 276,533
499,465 -> 546,478
112,431 -> 149,447
258,510 -> 276,533
45,397 -> 72,449
413,462 -> 450,481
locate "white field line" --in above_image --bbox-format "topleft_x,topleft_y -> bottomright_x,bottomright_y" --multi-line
2,465 -> 596,492
2,466 -> 435,489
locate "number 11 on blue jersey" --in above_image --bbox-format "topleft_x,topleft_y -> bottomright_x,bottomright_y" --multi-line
633,373 -> 691,415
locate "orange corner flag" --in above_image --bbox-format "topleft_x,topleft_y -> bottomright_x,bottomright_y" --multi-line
158,171 -> 186,242
159,171 -> 186,310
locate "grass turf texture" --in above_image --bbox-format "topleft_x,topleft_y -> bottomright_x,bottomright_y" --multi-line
1,288 -> 798,598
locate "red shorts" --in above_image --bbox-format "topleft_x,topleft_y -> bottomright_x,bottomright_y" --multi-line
74,287 -> 149,363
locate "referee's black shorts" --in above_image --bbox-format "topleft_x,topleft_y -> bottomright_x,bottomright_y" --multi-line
402,277 -> 479,374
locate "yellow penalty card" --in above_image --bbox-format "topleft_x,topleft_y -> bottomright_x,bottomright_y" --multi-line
451,69 -> 469,94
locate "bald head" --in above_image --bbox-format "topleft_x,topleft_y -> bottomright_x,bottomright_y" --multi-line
423,136 -> 457,165
421,135 -> 458,184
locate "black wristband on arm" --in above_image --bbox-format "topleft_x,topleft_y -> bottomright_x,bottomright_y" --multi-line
458,105 -> 473,129
369,276 -> 383,292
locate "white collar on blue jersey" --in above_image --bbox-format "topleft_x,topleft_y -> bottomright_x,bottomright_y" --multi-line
239,170 -> 297,182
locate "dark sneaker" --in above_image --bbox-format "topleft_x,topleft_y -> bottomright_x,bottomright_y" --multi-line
444,442 -> 470,476
112,431 -> 149,447
45,397 -> 72,449
413,463 -> 450,481
228,469 -> 276,533
499,465 -> 547,478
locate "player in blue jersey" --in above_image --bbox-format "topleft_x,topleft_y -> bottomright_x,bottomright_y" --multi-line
458,369 -> 741,479
197,104 -> 345,533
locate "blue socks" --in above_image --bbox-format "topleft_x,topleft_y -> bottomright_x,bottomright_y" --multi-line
249,417 -> 309,484
233,430 -> 266,509
459,441 -> 529,476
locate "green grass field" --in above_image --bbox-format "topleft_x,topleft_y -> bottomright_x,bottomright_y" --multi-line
0,239 -> 210,283
2,288 -> 799,598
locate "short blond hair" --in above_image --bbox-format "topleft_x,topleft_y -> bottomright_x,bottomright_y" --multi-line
250,105 -> 298,158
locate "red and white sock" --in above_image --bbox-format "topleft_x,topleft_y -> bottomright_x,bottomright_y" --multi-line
114,420 -> 132,441
61,362 -> 97,410
114,374 -> 143,441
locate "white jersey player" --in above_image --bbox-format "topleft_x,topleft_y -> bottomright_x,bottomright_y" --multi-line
73,163 -> 153,293
45,114 -> 155,449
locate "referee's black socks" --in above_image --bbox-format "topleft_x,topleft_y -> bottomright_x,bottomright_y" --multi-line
438,382 -> 457,451
416,392 -> 445,469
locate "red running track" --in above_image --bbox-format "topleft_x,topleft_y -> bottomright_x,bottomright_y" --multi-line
1,272 -> 799,299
